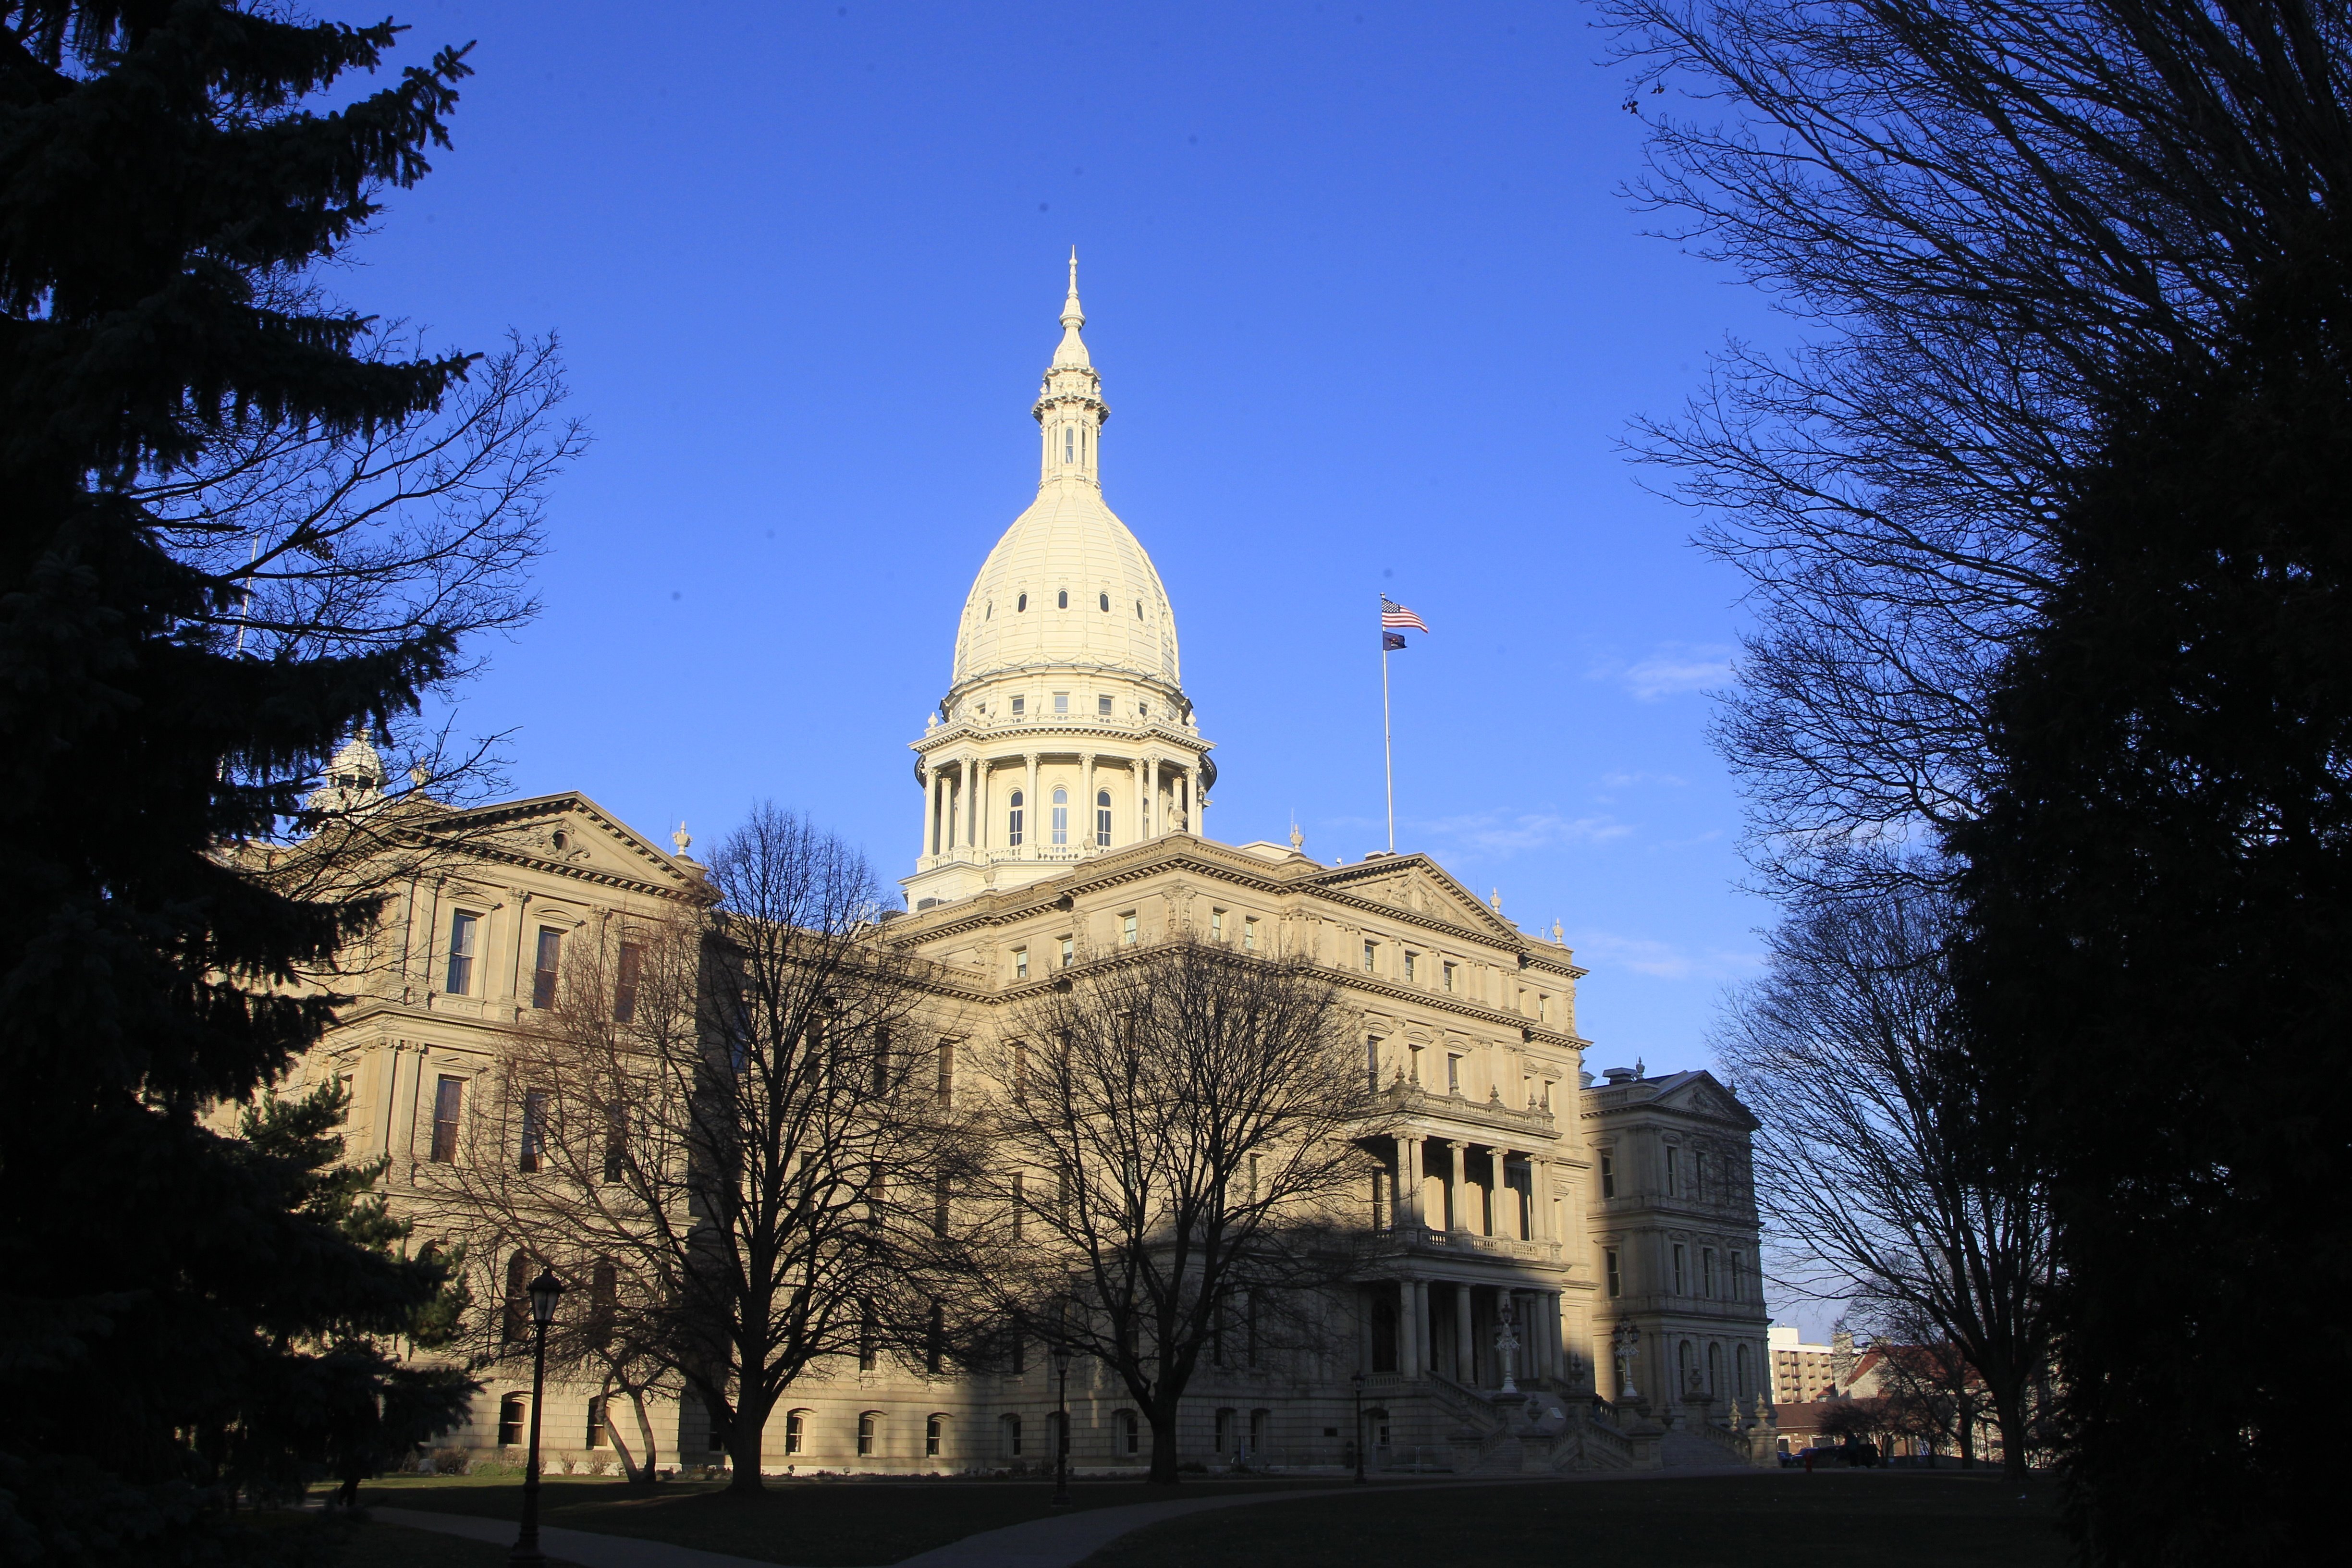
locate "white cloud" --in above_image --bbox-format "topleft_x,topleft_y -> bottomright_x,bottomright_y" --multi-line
1568,930 -> 1762,982
1597,770 -> 1688,792
1422,809 -> 1632,856
1594,642 -> 1736,701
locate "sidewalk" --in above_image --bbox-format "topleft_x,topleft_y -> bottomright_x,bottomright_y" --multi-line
371,1467 -> 1770,1568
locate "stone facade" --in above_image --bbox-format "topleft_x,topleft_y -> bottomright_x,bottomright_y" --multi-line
251,262 -> 1774,1478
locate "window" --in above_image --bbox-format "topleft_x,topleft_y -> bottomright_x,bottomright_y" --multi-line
1056,589 -> 1068,609
1600,1152 -> 1616,1199
1000,1414 -> 1022,1457
1409,1043 -> 1423,1086
1013,946 -> 1029,980
1096,789 -> 1112,843
1446,1054 -> 1462,1094
614,942 -> 643,1023
1115,1409 -> 1139,1456
519,1089 -> 549,1173
1017,593 -> 1028,612
1136,599 -> 1144,618
589,1259 -> 617,1347
1250,1409 -> 1269,1453
1730,1251 -> 1745,1302
1403,951 -> 1418,983
1121,912 -> 1138,946
1097,693 -> 1113,715
445,910 -> 478,994
1696,1152 -> 1709,1201
1672,1243 -> 1688,1295
1210,908 -> 1224,941
925,1301 -> 946,1372
1215,1408 -> 1234,1454
1605,1248 -> 1622,1297
936,1041 -> 956,1108
1736,1344 -> 1752,1399
602,1098 -> 627,1184
1051,787 -> 1068,845
928,1414 -> 945,1458
502,1251 -> 531,1342
587,1394 -> 609,1447
858,1302 -> 879,1370
1243,917 -> 1259,951
985,601 -> 992,620
497,1393 -> 527,1446
532,927 -> 562,1008
1053,691 -> 1069,714
1059,936 -> 1075,968
1362,940 -> 1377,973
1099,592 -> 1110,612
1064,428 -> 1075,463
551,830 -> 568,852
785,1410 -> 808,1454
1537,994 -> 1550,1023
1138,701 -> 1148,717
1008,790 -> 1025,846
430,1075 -> 464,1163
1666,1146 -> 1679,1197
1366,1037 -> 1382,1095
871,1027 -> 892,1096
1703,1248 -> 1717,1298
1011,694 -> 1026,715
1441,961 -> 1457,992
857,1411 -> 880,1457
1010,1169 -> 1026,1235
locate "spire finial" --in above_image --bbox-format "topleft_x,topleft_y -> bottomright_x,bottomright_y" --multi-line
1060,246 -> 1085,331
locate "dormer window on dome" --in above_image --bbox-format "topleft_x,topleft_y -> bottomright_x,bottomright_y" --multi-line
1017,593 -> 1028,612
1057,589 -> 1068,609
1099,592 -> 1109,611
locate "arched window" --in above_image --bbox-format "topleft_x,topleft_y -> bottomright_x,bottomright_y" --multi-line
785,1409 -> 808,1454
1017,593 -> 1028,612
1678,1339 -> 1697,1395
1051,787 -> 1068,846
587,1395 -> 609,1448
1000,1413 -> 1022,1457
1096,790 -> 1112,845
497,1393 -> 527,1446
1064,428 -> 1074,464
1114,1409 -> 1139,1456
1707,1341 -> 1722,1397
1214,1408 -> 1235,1453
857,1410 -> 881,1457
1099,592 -> 1110,611
984,601 -> 992,620
1007,790 -> 1024,847
1135,599 -> 1144,618
927,1413 -> 946,1458
1057,588 -> 1068,609
1736,1343 -> 1752,1399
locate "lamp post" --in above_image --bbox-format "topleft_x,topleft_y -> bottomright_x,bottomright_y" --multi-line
509,1268 -> 566,1568
1612,1319 -> 1642,1404
1050,1343 -> 1073,1508
1350,1370 -> 1367,1485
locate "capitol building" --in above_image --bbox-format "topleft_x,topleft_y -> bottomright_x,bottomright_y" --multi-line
282,263 -> 1775,1477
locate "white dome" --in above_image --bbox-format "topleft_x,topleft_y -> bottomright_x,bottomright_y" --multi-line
951,487 -> 1179,687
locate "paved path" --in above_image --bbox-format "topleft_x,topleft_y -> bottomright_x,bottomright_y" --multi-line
372,1468 -> 1770,1568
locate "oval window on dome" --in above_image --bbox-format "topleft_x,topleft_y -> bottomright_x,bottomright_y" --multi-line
1017,593 -> 1027,612
1057,589 -> 1068,609
985,601 -> 992,620
1099,592 -> 1109,612
1135,600 -> 1144,619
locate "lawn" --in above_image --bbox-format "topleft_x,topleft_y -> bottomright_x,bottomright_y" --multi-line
331,1518 -> 521,1568
1077,1472 -> 2066,1568
346,1472 -> 1343,1566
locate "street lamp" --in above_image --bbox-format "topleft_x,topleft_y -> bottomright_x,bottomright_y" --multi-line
510,1268 -> 565,1568
1611,1319 -> 1642,1404
1350,1370 -> 1367,1485
1050,1343 -> 1073,1509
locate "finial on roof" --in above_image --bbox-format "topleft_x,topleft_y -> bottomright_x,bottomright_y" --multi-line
1552,919 -> 1565,945
1634,1056 -> 1646,1078
672,821 -> 692,857
1062,246 -> 1084,329
1490,887 -> 1503,913
1289,819 -> 1304,851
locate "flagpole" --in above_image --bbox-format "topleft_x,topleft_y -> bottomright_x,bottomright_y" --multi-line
1381,608 -> 1396,854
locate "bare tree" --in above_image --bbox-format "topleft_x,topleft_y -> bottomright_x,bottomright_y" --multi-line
970,935 -> 1381,1485
1863,1316 -> 1993,1469
1713,885 -> 2051,1478
1605,0 -> 2352,891
427,805 -> 969,1493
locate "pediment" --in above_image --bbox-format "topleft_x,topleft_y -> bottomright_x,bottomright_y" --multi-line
1315,854 -> 1519,942
1652,1070 -> 1760,1129
424,792 -> 706,897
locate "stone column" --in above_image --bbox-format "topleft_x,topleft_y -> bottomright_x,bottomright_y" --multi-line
1082,753 -> 1097,847
1358,1287 -> 1376,1373
1397,1136 -> 1421,1229
1448,1142 -> 1467,1231
974,758 -> 989,851
1144,755 -> 1159,838
1455,1283 -> 1476,1385
1023,753 -> 1040,856
926,768 -> 942,857
1531,1158 -> 1552,1241
1401,1280 -> 1424,1377
1546,1293 -> 1566,1381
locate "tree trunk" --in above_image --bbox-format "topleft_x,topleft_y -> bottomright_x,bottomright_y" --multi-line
627,1385 -> 662,1486
1147,1408 -> 1180,1485
727,1406 -> 768,1493
1992,1384 -> 2030,1482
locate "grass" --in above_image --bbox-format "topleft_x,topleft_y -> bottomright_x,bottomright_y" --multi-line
347,1472 -> 1345,1566
329,1518 -> 524,1568
1077,1472 -> 2068,1568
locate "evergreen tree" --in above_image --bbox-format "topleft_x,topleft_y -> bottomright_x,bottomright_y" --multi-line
0,3 -> 510,1558
1953,216 -> 2352,1562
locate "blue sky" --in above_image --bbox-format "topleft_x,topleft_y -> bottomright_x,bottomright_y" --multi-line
338,0 -> 1788,1079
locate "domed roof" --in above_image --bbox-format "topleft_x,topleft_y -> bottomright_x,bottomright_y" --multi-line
951,488 -> 1179,687
948,256 -> 1180,690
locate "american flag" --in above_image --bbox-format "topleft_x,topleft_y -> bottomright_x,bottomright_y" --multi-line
1380,596 -> 1431,635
